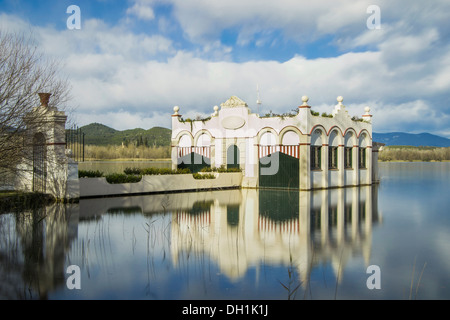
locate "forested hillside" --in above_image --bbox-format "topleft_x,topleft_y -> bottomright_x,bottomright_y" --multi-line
80,123 -> 171,147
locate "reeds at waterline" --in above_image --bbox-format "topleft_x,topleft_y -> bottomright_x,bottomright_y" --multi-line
379,146 -> 450,162
82,144 -> 170,160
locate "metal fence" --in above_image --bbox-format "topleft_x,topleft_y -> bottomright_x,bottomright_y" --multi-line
65,125 -> 85,162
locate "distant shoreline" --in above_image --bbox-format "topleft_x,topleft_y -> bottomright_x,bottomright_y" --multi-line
81,158 -> 171,162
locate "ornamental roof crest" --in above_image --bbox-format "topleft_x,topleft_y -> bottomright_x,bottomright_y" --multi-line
220,96 -> 248,108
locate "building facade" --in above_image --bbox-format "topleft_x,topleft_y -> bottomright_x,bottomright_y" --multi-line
171,95 -> 381,190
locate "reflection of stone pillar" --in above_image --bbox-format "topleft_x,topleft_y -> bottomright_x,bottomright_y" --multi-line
16,202 -> 79,298
299,191 -> 311,283
320,190 -> 329,245
336,188 -> 345,245
351,187 -> 359,241
363,186 -> 373,266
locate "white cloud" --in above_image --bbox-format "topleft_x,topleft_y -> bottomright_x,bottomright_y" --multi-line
126,2 -> 155,21
167,0 -> 372,45
1,0 -> 450,138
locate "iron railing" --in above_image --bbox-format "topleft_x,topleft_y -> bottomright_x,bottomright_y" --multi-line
65,125 -> 85,162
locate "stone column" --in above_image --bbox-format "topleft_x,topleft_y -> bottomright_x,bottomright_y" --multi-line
171,106 -> 182,170
321,142 -> 329,189
298,96 -> 311,190
338,144 -> 345,187
18,93 -> 79,200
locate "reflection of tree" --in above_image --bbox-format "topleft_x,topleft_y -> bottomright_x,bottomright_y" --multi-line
0,203 -> 78,299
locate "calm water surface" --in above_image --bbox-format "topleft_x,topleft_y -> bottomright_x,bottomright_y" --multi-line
1,162 -> 449,300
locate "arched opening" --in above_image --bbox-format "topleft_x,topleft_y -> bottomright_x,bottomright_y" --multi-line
177,133 -> 210,172
310,129 -> 323,171
227,144 -> 240,169
358,133 -> 369,169
32,133 -> 46,193
328,129 -> 340,170
259,129 -> 300,189
344,131 -> 355,169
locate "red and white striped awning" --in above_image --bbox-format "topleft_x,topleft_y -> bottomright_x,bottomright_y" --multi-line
259,145 -> 300,159
177,146 -> 211,158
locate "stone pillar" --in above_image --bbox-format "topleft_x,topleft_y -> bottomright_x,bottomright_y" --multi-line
337,144 -> 345,187
17,93 -> 79,200
298,96 -> 311,190
321,142 -> 329,189
371,142 -> 384,183
171,106 -> 182,170
353,144 -> 359,186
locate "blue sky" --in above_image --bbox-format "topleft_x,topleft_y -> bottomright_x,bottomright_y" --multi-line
1,0 -> 450,137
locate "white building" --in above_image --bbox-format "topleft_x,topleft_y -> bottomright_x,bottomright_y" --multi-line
171,95 -> 381,190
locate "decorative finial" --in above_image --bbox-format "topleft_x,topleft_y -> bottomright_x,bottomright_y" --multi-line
213,105 -> 219,116
173,106 -> 179,115
38,93 -> 51,107
362,106 -> 372,122
337,96 -> 344,105
301,96 -> 309,106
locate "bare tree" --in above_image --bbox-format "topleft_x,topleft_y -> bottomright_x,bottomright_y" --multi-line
0,29 -> 72,187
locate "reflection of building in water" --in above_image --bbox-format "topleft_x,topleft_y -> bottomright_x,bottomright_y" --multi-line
0,203 -> 79,299
171,186 -> 381,283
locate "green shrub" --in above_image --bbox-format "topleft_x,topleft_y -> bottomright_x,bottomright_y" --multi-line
225,167 -> 242,172
79,170 -> 104,178
192,173 -> 216,179
211,165 -> 241,173
105,173 -> 142,184
124,167 -> 142,175
124,167 -> 191,176
175,168 -> 191,174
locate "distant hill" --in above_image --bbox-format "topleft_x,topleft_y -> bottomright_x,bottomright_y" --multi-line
373,132 -> 450,147
79,123 -> 450,148
80,123 -> 171,147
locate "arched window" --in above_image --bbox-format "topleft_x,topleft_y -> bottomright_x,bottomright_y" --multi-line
310,129 -> 323,170
328,130 -> 339,170
358,133 -> 369,168
344,131 -> 355,169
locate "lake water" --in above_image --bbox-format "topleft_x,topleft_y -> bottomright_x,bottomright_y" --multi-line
1,162 -> 449,300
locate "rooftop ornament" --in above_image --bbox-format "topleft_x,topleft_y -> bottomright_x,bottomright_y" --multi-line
301,96 -> 309,107
212,105 -> 219,116
38,92 -> 51,108
172,106 -> 181,117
